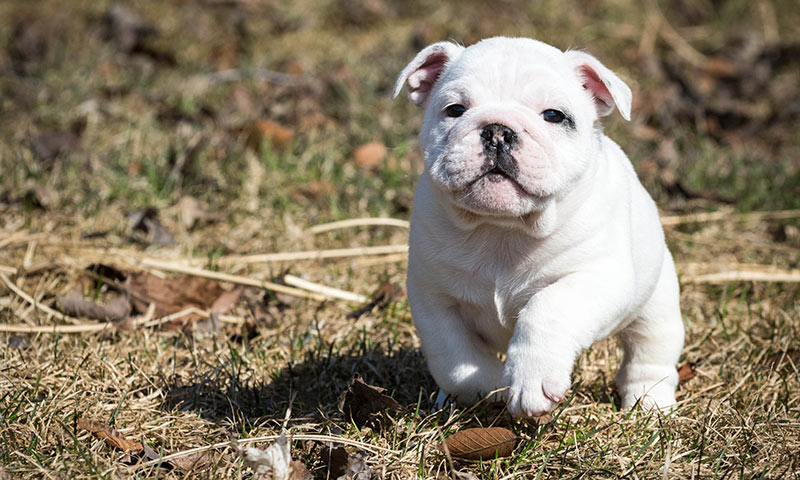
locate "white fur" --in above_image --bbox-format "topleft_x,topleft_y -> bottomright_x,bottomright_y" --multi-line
395,37 -> 684,417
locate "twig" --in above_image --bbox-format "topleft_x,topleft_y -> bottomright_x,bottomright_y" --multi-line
352,253 -> 409,267
0,272 -> 80,324
661,209 -> 800,227
0,265 -> 17,275
682,270 -> 800,284
283,274 -> 367,303
136,433 -> 400,470
139,258 -> 331,302
308,217 -> 410,234
139,306 -> 244,328
0,305 -> 244,334
214,244 -> 409,266
0,322 -> 114,334
0,232 -> 47,250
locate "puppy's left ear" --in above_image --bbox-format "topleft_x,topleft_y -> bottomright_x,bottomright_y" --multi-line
393,41 -> 464,107
565,51 -> 632,121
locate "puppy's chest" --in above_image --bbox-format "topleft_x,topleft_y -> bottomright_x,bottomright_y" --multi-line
441,254 -> 544,329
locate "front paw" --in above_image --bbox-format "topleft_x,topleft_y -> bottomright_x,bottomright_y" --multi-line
502,353 -> 572,418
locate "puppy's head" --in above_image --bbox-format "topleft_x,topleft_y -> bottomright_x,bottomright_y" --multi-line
394,37 -> 631,219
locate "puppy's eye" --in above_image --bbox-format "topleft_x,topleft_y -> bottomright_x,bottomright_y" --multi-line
542,109 -> 566,123
445,104 -> 467,118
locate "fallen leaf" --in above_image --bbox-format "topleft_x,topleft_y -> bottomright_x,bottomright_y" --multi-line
167,450 -> 216,472
77,418 -> 143,453
338,375 -> 404,428
241,287 -> 278,327
58,291 -> 130,322
129,207 -> 175,246
438,427 -> 518,461
320,445 -> 349,478
336,452 -> 373,480
294,180 -> 335,202
290,460 -> 313,480
677,362 -> 697,386
210,288 -> 243,315
235,432 -> 310,480
352,142 -> 386,171
7,336 -> 27,349
253,119 -> 295,151
127,272 -> 225,318
347,282 -> 401,319
29,121 -> 83,162
141,439 -> 160,462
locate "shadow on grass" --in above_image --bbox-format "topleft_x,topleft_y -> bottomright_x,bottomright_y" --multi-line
159,344 -> 436,425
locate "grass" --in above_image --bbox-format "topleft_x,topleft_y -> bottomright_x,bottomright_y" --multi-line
1,0 -> 799,478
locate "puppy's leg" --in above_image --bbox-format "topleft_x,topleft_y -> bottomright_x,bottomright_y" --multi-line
616,253 -> 684,410
408,282 -> 504,405
504,269 -> 631,417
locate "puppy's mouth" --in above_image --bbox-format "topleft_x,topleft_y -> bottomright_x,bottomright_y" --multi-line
471,164 -> 518,185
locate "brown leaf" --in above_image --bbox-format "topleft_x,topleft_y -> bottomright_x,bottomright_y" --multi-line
347,282 -> 401,319
29,124 -> 83,163
254,119 -> 295,151
338,375 -> 404,428
290,460 -> 313,480
336,452 -> 373,480
127,272 -> 225,318
241,287 -> 278,327
438,427 -> 518,461
677,362 -> 697,386
211,288 -> 243,315
168,450 -> 215,472
77,418 -> 143,453
58,291 -> 130,322
129,208 -> 175,246
353,142 -> 387,171
321,445 -> 349,478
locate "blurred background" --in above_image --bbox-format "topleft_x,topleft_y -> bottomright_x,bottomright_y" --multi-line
1,0 -> 798,252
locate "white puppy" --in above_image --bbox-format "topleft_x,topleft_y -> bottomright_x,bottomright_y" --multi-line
394,37 -> 684,417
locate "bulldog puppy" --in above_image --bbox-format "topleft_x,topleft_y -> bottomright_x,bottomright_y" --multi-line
393,37 -> 685,417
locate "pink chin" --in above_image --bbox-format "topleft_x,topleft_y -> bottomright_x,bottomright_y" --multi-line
455,176 -> 531,216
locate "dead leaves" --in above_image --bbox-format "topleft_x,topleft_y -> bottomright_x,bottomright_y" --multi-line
438,427 -> 518,461
56,264 -> 245,333
77,417 -> 143,453
127,272 -> 224,318
129,207 -> 175,246
353,142 -> 387,171
76,417 -> 218,471
235,432 -> 311,480
338,375 -> 404,428
58,291 -> 130,322
241,119 -> 296,152
677,361 -> 697,386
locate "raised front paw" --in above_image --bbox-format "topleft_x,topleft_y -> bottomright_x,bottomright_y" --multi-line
501,352 -> 573,418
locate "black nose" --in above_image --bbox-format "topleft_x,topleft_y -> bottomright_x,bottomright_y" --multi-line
480,123 -> 517,153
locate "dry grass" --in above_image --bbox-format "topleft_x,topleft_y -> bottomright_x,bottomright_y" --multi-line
1,0 -> 799,478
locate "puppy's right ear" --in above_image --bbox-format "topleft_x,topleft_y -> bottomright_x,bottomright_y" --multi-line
393,42 -> 464,107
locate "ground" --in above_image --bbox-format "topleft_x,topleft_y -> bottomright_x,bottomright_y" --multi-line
0,0 -> 799,478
